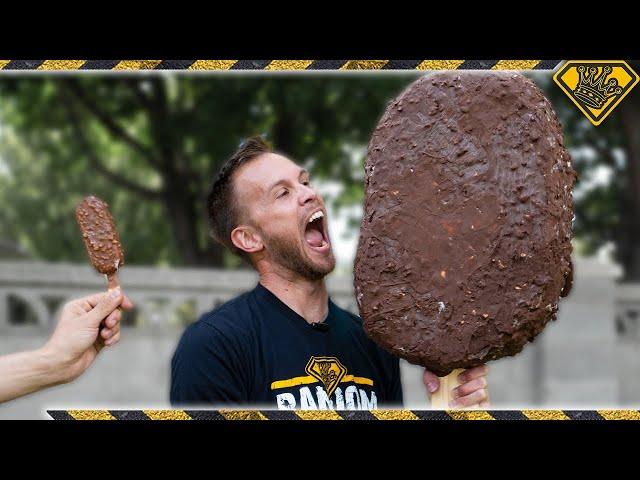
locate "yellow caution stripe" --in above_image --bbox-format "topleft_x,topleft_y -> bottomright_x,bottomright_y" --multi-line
0,60 -> 561,71
47,409 -> 640,420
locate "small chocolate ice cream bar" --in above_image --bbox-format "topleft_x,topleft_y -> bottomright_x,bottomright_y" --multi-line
75,195 -> 125,290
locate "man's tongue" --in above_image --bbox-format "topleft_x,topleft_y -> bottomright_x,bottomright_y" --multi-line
304,228 -> 324,247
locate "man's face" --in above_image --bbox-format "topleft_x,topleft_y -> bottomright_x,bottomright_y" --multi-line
234,152 -> 335,280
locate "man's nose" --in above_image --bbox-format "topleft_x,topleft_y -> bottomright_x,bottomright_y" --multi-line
299,184 -> 318,206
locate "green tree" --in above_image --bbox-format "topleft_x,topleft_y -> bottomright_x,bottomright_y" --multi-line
0,74 -> 417,267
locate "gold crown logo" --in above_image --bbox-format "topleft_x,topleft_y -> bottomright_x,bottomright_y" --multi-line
554,61 -> 639,126
573,65 -> 623,109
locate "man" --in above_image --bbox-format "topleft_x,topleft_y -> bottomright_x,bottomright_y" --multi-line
0,288 -> 132,403
171,137 -> 489,410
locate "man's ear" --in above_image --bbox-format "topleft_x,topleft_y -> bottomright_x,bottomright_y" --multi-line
231,226 -> 263,255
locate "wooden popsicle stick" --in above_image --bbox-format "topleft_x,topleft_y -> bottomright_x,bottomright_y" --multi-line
106,273 -> 122,313
430,368 -> 465,409
106,273 -> 120,291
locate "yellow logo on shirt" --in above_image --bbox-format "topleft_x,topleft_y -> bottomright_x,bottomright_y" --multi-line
305,356 -> 347,397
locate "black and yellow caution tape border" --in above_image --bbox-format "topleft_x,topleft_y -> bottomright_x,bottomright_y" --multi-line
16,58 -> 563,421
0,60 -> 562,71
47,409 -> 640,420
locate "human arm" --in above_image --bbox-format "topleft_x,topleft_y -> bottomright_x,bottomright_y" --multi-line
0,289 -> 133,403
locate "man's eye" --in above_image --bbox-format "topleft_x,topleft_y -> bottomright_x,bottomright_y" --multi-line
277,190 -> 289,198
302,181 -> 310,186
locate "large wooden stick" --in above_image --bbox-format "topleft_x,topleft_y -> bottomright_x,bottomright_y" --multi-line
430,368 -> 464,409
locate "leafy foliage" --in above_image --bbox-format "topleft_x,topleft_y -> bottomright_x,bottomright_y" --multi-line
0,74 -> 418,266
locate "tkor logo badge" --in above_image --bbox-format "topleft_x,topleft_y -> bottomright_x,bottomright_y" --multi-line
553,61 -> 639,126
305,356 -> 347,397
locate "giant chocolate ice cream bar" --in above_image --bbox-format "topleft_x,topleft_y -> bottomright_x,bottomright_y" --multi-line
354,72 -> 576,376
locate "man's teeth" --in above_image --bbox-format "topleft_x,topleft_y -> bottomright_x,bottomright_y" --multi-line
308,211 -> 324,223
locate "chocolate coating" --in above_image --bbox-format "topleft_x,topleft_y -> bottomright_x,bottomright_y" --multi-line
75,196 -> 125,275
354,72 -> 576,376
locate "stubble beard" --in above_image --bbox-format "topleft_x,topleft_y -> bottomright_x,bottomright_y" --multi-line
263,230 -> 335,281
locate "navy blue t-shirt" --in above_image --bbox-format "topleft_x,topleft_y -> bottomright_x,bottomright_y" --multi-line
170,282 -> 403,410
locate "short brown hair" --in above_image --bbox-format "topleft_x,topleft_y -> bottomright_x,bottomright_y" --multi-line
206,136 -> 272,261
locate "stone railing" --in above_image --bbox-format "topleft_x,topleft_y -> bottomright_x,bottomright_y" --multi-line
616,284 -> 640,341
0,260 -> 358,331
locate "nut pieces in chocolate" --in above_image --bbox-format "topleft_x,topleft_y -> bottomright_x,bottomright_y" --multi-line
354,72 -> 576,376
75,195 -> 125,276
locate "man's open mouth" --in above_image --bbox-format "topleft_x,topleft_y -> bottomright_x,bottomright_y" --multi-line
304,210 -> 330,252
